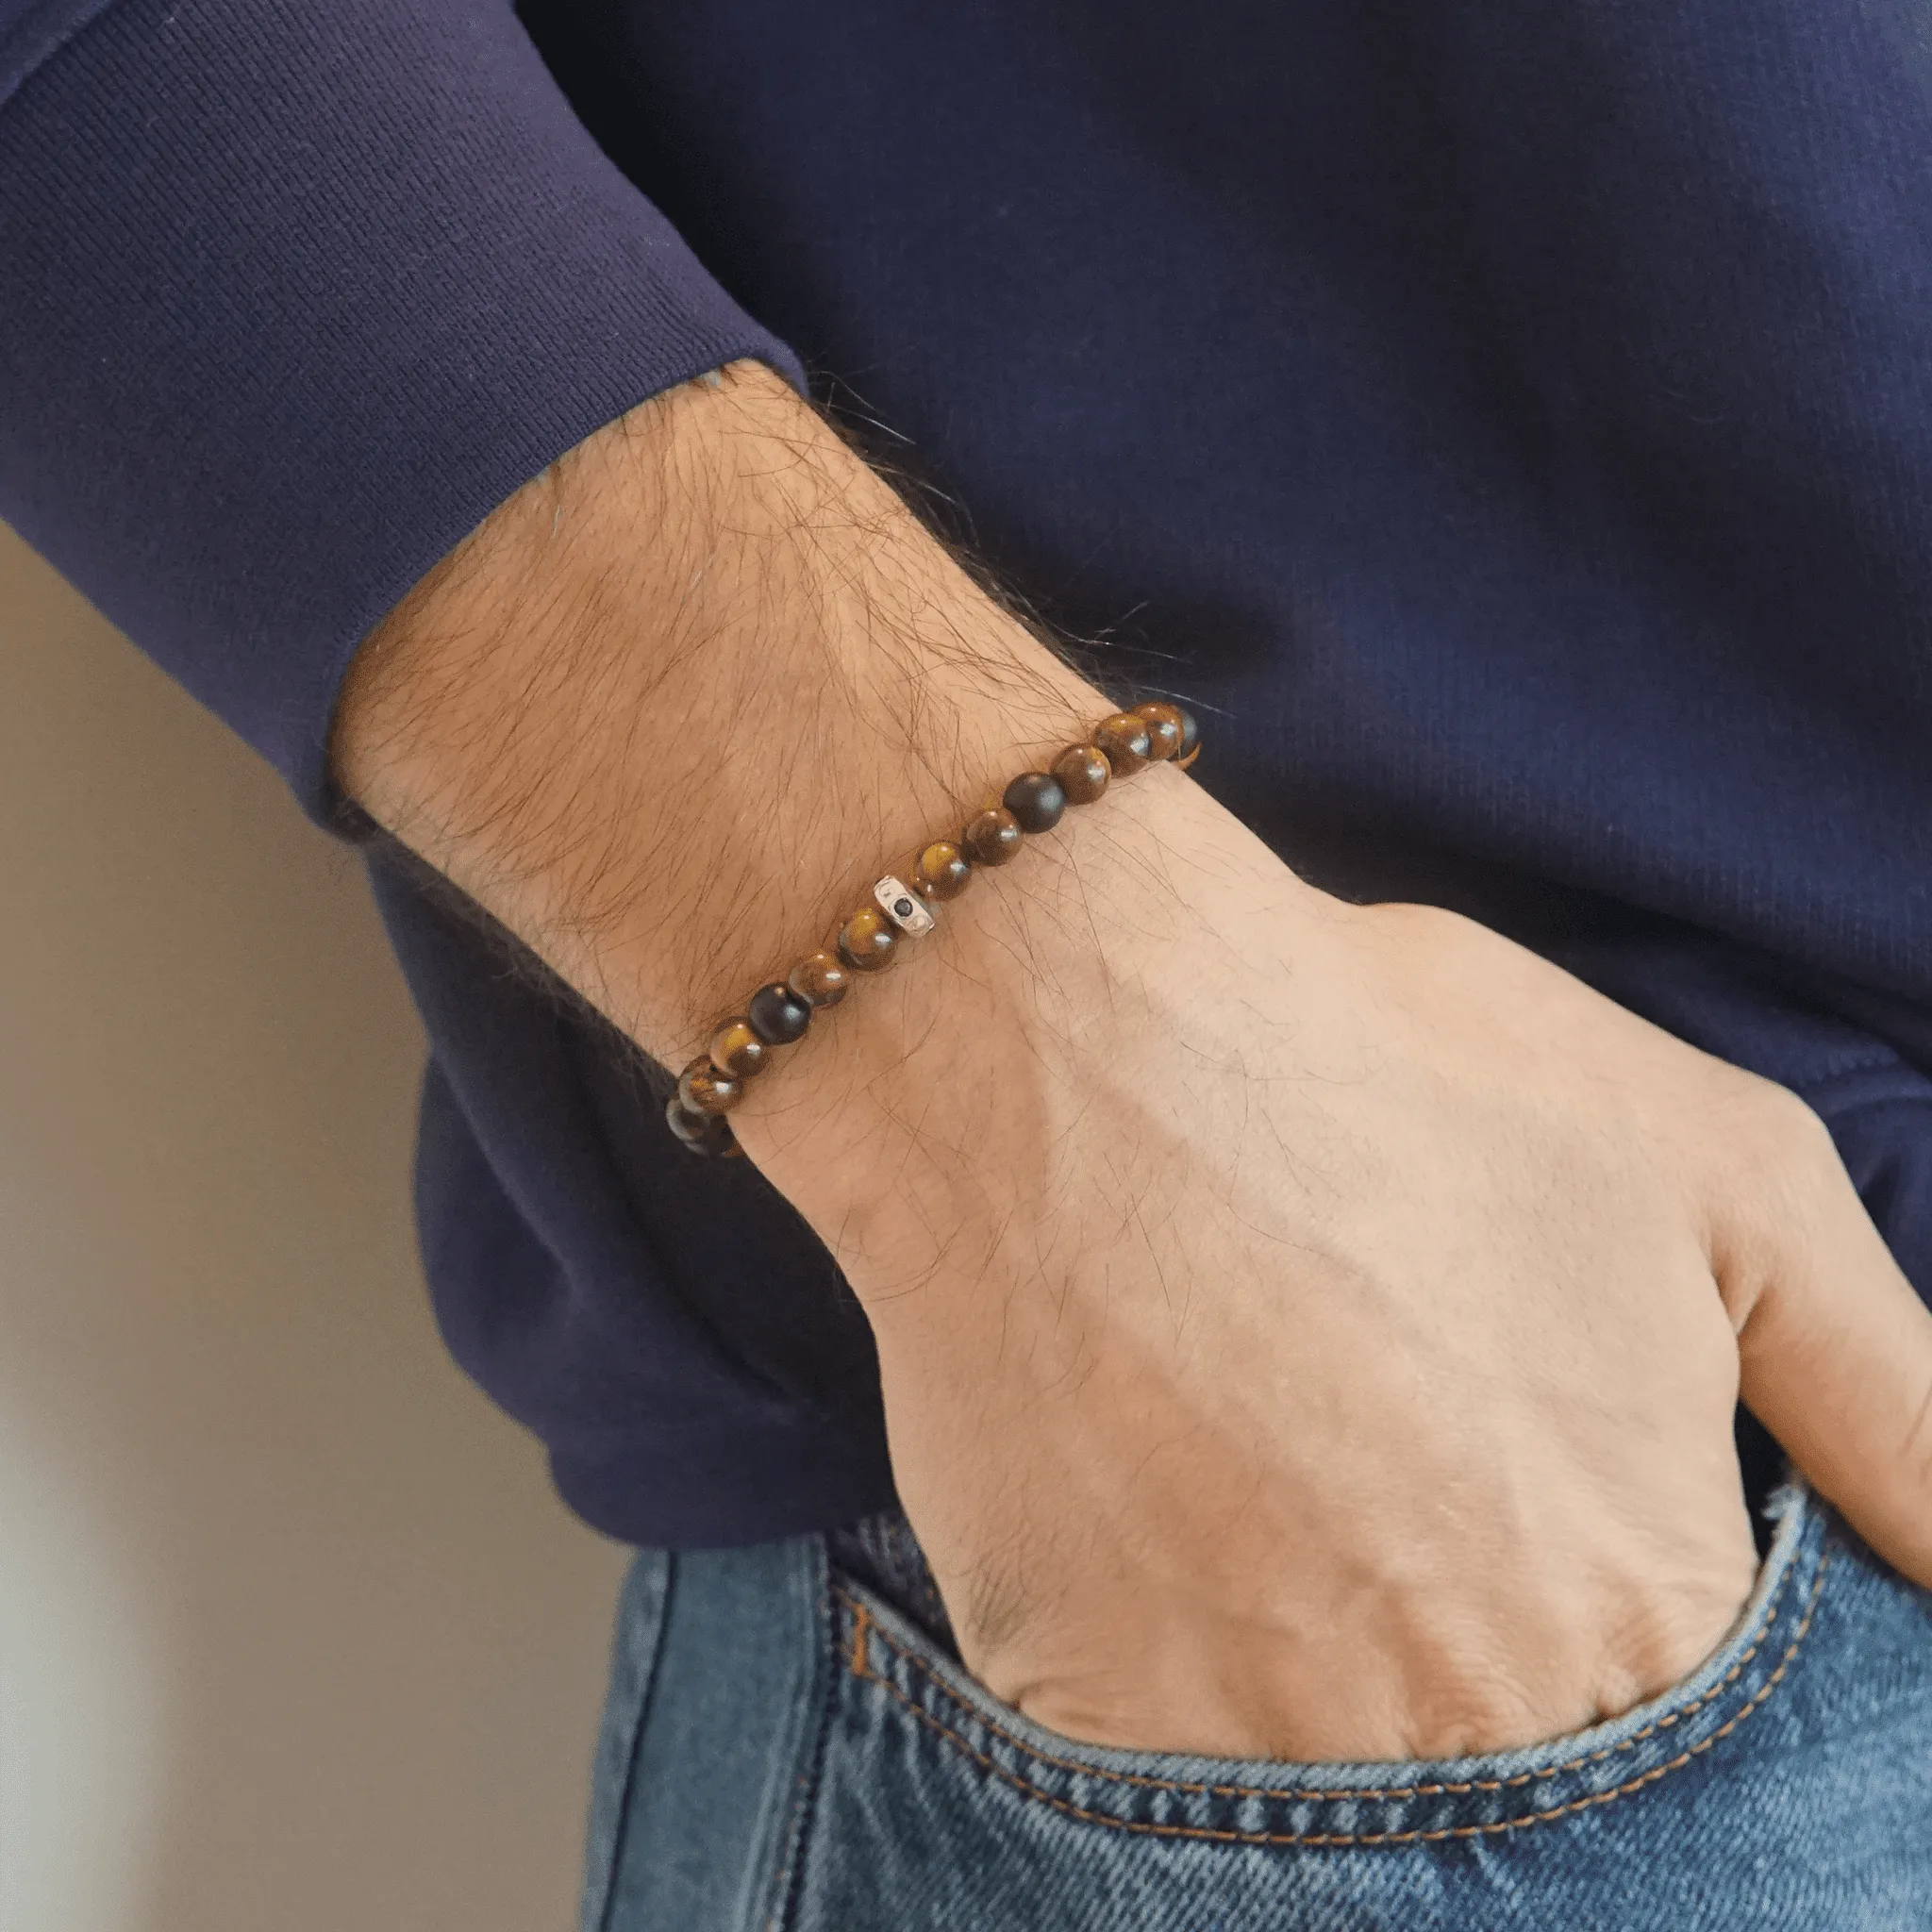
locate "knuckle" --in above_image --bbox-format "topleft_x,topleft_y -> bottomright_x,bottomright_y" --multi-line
1720,1078 -> 1842,1193
1600,1577 -> 1753,1714
1766,1087 -> 1837,1158
1744,1077 -> 1828,1147
1400,1673 -> 1571,1760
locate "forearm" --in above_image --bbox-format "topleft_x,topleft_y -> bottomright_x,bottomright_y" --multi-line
342,367 -> 1131,1045
334,359 -> 1281,1214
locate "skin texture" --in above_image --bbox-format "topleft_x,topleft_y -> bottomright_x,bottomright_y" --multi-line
336,362 -> 1932,1760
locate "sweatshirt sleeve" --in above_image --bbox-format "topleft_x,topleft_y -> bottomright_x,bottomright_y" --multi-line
0,0 -> 802,823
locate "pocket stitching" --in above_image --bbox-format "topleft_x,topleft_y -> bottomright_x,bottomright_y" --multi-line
838,1546 -> 1827,1846
841,1537 -> 1808,1802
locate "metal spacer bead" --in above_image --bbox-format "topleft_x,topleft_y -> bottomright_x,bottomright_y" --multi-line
873,874 -> 937,938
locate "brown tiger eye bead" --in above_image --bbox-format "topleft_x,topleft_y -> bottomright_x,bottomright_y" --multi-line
1133,701 -> 1185,761
678,1057 -> 742,1116
1051,743 -> 1111,805
1094,711 -> 1154,775
913,840 -> 973,901
789,950 -> 850,1008
708,1018 -> 767,1078
665,1093 -> 740,1156
962,807 -> 1024,866
838,905 -> 899,972
1174,705 -> 1201,768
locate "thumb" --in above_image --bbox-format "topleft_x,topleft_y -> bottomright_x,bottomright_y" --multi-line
1723,1108 -> 1932,1588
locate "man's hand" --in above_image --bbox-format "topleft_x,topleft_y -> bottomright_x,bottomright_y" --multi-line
336,363 -> 1932,1758
756,837 -> 1932,1757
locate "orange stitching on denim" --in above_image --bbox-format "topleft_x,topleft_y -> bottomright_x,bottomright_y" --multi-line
849,1599 -> 872,1682
838,1548 -> 1826,1846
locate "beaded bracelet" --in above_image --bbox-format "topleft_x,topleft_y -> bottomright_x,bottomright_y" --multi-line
664,700 -> 1200,1156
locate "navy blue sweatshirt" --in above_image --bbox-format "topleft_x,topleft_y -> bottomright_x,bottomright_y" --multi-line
4,0 -> 1929,1545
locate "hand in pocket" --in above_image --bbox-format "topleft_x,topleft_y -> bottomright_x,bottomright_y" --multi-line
752,775 -> 1932,1762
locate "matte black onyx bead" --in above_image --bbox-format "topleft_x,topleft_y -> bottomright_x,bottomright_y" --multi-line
962,807 -> 1024,866
1003,771 -> 1066,834
666,1093 -> 740,1156
678,1057 -> 742,1116
747,981 -> 812,1045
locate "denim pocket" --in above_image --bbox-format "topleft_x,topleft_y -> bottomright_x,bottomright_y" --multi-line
791,1484 -> 1932,1929
832,1485 -> 1823,1849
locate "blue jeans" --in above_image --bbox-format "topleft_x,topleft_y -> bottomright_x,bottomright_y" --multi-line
579,1483 -> 1930,1928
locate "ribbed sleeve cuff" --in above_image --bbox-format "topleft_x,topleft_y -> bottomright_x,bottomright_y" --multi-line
0,0 -> 802,822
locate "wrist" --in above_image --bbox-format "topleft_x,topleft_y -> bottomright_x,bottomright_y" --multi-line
735,763 -> 1336,1299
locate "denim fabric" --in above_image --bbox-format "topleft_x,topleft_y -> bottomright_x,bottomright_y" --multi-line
581,1485 -> 1931,1930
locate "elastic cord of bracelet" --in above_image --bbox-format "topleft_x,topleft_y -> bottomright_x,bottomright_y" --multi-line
665,700 -> 1199,1156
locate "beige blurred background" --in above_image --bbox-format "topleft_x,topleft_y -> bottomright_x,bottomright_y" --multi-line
0,520 -> 631,1931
